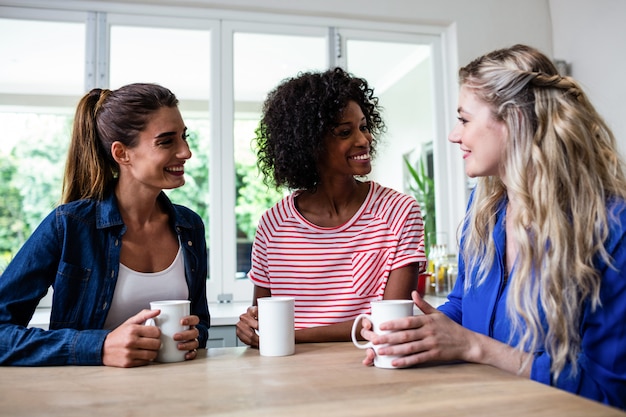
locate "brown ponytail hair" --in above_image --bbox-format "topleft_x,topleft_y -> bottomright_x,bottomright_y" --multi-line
61,83 -> 178,203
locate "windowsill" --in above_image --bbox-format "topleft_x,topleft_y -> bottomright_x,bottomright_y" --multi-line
28,301 -> 251,330
27,297 -> 447,330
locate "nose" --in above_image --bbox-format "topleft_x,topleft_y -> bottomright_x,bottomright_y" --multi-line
357,129 -> 372,147
179,138 -> 192,160
448,123 -> 461,144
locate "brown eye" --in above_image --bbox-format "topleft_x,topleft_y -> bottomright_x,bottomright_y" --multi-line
330,126 -> 351,138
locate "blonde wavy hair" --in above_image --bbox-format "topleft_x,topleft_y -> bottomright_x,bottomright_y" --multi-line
459,44 -> 626,379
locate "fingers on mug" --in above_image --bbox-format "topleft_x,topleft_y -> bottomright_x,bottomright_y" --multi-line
350,300 -> 414,369
146,300 -> 191,363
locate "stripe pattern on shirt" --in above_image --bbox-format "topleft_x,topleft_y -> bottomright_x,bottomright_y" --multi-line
249,182 -> 426,329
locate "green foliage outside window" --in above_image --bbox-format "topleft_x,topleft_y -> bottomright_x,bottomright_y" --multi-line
0,114 -> 69,270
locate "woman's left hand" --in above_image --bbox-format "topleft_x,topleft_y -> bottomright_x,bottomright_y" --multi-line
174,315 -> 201,360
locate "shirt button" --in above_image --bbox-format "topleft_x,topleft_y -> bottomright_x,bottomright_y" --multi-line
114,239 -> 119,246
102,302 -> 108,310
110,270 -> 114,278
187,241 -> 193,246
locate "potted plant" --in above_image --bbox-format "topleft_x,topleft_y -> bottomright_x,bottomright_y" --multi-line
404,155 -> 436,296
403,155 -> 435,255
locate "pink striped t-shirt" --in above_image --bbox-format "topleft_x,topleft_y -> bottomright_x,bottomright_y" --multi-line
248,181 -> 426,329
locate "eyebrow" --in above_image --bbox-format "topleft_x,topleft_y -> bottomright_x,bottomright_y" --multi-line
154,131 -> 177,138
154,127 -> 187,139
336,116 -> 367,126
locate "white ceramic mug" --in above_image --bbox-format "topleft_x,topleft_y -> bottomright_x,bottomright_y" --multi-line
147,300 -> 191,363
351,300 -> 415,369
257,296 -> 295,357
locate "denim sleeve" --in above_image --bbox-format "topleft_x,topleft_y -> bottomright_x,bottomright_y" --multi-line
0,325 -> 109,365
0,210 -> 109,366
185,217 -> 210,348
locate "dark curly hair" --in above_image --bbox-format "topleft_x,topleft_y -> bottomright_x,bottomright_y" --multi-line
254,67 -> 385,190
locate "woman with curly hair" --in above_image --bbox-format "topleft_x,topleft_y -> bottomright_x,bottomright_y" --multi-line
358,44 -> 626,409
236,67 -> 426,345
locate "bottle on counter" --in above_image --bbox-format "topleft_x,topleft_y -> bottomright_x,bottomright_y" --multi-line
434,243 -> 448,296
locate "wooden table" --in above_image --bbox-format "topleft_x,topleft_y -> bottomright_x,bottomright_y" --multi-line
0,342 -> 623,416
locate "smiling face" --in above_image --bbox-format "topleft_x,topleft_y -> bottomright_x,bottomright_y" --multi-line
115,106 -> 192,191
317,100 -> 373,179
448,85 -> 508,179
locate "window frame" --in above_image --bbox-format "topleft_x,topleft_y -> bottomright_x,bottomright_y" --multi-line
0,2 -> 460,306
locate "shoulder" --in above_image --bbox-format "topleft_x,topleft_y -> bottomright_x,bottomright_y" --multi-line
369,182 -> 418,211
54,199 -> 99,224
171,203 -> 203,225
56,199 -> 98,214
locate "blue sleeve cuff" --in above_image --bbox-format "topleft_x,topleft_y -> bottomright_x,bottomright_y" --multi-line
70,329 -> 110,365
530,350 -> 552,385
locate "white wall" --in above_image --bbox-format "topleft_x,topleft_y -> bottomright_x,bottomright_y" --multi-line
549,0 -> 626,157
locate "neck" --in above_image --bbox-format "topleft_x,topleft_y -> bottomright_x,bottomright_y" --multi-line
114,184 -> 163,227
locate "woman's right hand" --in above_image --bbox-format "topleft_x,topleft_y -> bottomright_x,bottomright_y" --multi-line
102,309 -> 161,368
236,306 -> 260,348
359,317 -> 377,367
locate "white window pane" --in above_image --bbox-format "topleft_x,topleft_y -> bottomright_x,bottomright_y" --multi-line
234,33 -> 327,102
110,26 -> 211,100
346,39 -> 434,192
233,32 -> 327,282
0,18 -> 84,95
347,38 -> 436,247
0,17 -> 83,269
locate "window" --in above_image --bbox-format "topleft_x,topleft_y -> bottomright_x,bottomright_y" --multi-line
0,4 -> 448,305
226,23 -> 328,300
0,12 -> 85,270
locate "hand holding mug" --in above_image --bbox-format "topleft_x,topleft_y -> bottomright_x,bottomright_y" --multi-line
235,305 -> 260,348
145,300 -> 198,363
351,299 -> 415,369
102,309 -> 162,368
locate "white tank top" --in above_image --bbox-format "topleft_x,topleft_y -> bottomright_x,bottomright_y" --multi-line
103,245 -> 188,329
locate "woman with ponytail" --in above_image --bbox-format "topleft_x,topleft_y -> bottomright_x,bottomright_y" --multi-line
359,45 -> 626,409
0,83 -> 209,367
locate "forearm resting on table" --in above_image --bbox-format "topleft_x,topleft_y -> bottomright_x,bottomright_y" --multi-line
295,320 -> 358,343
469,331 -> 532,377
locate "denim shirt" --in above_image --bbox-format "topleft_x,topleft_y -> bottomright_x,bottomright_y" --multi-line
0,191 -> 210,366
438,194 -> 626,409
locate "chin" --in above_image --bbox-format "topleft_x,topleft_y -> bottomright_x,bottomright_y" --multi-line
164,181 -> 186,190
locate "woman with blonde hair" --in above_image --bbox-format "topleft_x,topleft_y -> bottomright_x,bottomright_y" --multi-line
359,44 -> 626,409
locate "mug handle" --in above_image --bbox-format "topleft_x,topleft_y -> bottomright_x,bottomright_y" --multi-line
351,314 -> 373,349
